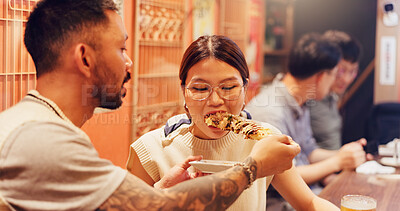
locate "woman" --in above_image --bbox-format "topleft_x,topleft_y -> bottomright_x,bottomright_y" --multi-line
126,35 -> 338,211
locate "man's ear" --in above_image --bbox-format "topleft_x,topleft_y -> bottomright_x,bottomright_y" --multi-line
74,43 -> 95,78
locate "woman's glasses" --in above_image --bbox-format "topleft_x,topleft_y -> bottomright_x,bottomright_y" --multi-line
185,82 -> 245,101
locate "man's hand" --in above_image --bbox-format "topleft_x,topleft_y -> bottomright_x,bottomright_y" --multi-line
249,135 -> 301,179
337,138 -> 367,170
154,155 -> 203,189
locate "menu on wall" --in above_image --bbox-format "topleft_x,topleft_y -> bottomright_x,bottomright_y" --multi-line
379,36 -> 397,86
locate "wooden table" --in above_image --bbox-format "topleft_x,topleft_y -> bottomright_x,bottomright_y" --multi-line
319,170 -> 400,210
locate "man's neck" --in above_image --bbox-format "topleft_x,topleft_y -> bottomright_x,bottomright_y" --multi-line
282,73 -> 316,106
36,74 -> 95,127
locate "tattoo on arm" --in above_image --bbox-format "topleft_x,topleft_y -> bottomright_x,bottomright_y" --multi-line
97,158 -> 258,211
243,157 -> 258,183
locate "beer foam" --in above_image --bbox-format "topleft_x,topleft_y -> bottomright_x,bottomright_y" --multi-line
342,195 -> 377,210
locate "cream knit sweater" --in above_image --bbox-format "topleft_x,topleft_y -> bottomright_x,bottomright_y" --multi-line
128,118 -> 281,211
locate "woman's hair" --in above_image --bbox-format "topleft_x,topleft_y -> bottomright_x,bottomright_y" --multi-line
179,35 -> 249,86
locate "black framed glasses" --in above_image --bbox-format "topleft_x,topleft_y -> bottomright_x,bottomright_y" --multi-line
185,81 -> 245,101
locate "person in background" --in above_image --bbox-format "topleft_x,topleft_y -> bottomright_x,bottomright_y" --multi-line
127,35 -> 339,211
246,33 -> 367,210
308,30 -> 362,150
0,1 -> 301,210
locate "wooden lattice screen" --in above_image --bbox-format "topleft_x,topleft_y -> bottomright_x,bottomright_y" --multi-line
0,0 -> 37,111
131,0 -> 186,141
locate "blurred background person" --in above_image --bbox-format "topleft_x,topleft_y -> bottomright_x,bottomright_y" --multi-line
308,30 -> 362,150
246,33 -> 368,211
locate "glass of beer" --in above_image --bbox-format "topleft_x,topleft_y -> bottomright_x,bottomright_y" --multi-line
340,195 -> 377,211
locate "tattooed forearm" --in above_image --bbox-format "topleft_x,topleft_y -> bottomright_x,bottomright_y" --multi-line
162,166 -> 245,210
98,160 -> 255,211
243,156 -> 257,183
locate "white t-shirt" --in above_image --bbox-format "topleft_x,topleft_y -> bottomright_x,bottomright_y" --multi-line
0,91 -> 126,210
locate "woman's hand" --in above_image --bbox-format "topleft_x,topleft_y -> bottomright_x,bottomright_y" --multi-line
154,155 -> 204,189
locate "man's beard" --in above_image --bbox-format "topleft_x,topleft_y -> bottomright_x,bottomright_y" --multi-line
93,72 -> 131,110
97,86 -> 124,109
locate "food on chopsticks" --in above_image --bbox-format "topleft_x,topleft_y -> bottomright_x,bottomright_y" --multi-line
204,111 -> 274,140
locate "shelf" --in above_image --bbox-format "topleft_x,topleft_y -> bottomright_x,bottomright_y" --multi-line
268,0 -> 294,5
262,0 -> 293,83
263,48 -> 290,56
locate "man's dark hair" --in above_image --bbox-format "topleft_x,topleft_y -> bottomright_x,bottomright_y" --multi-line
323,30 -> 362,63
24,0 -> 118,78
288,33 -> 342,79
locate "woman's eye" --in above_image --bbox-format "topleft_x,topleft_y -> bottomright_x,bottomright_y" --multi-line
221,85 -> 238,90
193,87 -> 209,91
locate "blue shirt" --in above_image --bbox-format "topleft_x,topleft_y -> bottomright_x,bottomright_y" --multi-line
246,74 -> 322,192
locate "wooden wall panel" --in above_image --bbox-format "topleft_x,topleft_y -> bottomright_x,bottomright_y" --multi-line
374,0 -> 400,103
138,46 -> 181,75
219,0 -> 248,50
137,77 -> 181,106
218,0 -> 264,102
0,0 -> 37,111
132,0 -> 186,142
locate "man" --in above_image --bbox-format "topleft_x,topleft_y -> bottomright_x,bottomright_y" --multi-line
246,33 -> 367,210
0,0 -> 300,210
309,30 -> 362,150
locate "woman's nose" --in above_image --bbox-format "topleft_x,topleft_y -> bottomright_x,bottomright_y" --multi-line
207,88 -> 224,106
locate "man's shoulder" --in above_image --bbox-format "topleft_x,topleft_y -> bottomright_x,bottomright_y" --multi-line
252,84 -> 277,99
5,121 -> 89,151
0,97 -> 62,124
307,94 -> 338,120
248,82 -> 289,106
0,97 -> 85,144
0,121 -> 94,179
0,120 -> 125,211
246,93 -> 287,117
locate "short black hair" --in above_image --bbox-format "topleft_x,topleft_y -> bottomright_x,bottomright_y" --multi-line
288,33 -> 341,79
24,0 -> 118,78
323,30 -> 362,63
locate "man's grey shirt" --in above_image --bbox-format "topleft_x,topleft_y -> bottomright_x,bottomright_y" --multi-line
308,93 -> 342,150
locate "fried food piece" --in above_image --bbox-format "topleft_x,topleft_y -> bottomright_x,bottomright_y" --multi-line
204,111 -> 274,140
